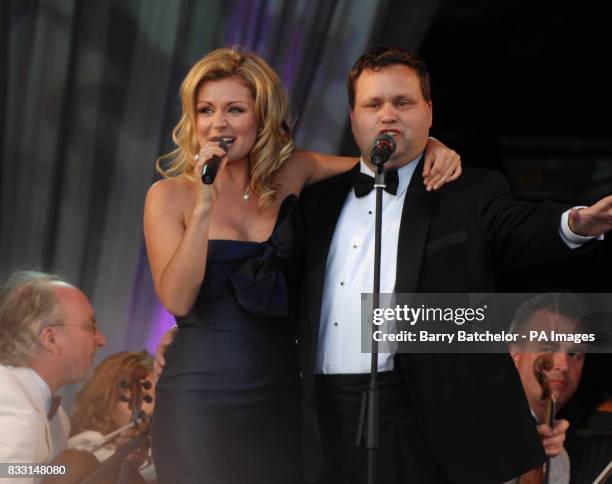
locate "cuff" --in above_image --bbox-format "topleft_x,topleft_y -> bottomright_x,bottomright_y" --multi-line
560,207 -> 604,249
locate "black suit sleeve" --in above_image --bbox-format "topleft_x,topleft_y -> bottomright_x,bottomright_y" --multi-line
477,170 -> 572,270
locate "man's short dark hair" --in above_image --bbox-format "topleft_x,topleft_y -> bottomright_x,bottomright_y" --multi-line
508,293 -> 587,338
347,46 -> 431,110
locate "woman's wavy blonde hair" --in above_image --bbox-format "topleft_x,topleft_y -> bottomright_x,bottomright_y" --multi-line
70,351 -> 154,437
157,47 -> 295,207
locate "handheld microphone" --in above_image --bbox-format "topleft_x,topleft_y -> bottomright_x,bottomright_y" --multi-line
201,138 -> 229,184
370,134 -> 396,167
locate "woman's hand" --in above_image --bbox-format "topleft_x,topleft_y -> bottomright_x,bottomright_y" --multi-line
193,140 -> 229,210
422,137 -> 462,191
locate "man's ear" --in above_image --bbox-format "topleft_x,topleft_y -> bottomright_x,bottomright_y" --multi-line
39,326 -> 61,355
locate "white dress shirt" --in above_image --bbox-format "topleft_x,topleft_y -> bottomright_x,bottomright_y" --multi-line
316,156 -> 419,374
315,155 -> 600,375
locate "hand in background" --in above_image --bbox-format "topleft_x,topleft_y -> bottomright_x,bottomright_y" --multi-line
537,418 -> 569,457
153,326 -> 177,379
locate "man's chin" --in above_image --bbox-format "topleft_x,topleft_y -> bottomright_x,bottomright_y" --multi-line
74,365 -> 94,383
363,148 -> 419,171
384,157 -> 418,170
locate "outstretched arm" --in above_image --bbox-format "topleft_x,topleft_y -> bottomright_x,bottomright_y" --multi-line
568,194 -> 612,236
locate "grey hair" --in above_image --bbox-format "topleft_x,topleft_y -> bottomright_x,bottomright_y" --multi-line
0,271 -> 65,365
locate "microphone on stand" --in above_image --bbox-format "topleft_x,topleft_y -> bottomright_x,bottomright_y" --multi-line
358,131 -> 397,484
201,138 -> 229,184
370,134 -> 396,167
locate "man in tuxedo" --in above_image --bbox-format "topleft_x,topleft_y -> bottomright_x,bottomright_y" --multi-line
298,46 -> 612,483
0,271 -> 107,479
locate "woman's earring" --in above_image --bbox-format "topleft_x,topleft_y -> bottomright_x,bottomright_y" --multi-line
194,153 -> 199,161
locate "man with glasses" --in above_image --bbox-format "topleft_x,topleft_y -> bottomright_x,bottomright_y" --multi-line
0,271 -> 106,479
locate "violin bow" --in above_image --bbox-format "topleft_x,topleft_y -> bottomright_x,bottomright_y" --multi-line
533,354 -> 556,484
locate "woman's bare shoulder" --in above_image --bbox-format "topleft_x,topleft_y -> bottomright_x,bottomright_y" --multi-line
145,177 -> 194,213
147,177 -> 191,199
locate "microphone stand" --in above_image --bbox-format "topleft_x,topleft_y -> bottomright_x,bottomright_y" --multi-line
356,162 -> 386,484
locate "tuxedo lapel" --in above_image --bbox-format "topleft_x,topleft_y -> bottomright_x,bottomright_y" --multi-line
395,161 -> 438,293
303,163 -> 360,361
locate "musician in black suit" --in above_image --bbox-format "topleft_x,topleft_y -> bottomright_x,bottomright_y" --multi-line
298,46 -> 612,484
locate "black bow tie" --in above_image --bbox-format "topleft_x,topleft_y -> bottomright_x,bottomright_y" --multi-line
48,395 -> 61,420
353,170 -> 399,198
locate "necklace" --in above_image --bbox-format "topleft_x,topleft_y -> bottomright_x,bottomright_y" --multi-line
222,185 -> 250,201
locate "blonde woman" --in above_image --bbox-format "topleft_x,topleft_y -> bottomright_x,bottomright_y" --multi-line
144,47 -> 461,483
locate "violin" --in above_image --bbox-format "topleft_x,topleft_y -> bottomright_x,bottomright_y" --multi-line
517,354 -> 556,484
44,367 -> 154,484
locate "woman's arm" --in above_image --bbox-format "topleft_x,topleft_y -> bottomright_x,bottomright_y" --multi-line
289,150 -> 357,188
421,138 -> 462,191
144,144 -> 228,316
296,137 -> 461,188
144,179 -> 212,316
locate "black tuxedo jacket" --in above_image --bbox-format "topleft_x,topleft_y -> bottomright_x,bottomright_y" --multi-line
298,161 -> 580,483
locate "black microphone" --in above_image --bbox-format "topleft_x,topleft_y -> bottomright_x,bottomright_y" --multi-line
201,138 -> 229,184
370,134 -> 396,167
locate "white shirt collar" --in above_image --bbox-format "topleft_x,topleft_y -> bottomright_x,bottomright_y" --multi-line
359,152 -> 423,197
28,367 -> 53,415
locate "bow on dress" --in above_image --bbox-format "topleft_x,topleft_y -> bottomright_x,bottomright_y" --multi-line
229,195 -> 298,319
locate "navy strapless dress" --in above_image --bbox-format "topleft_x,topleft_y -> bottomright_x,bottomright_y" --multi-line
152,195 -> 301,484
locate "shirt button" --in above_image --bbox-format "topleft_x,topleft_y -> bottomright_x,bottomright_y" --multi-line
295,338 -> 299,345
340,282 -> 344,286
299,372 -> 303,379
368,211 -> 372,215
334,322 -> 338,327
353,244 -> 358,249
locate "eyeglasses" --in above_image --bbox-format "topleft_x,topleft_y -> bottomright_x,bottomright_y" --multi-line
50,321 -> 98,336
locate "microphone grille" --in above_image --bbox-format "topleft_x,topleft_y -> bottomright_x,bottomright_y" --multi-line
375,133 -> 396,152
